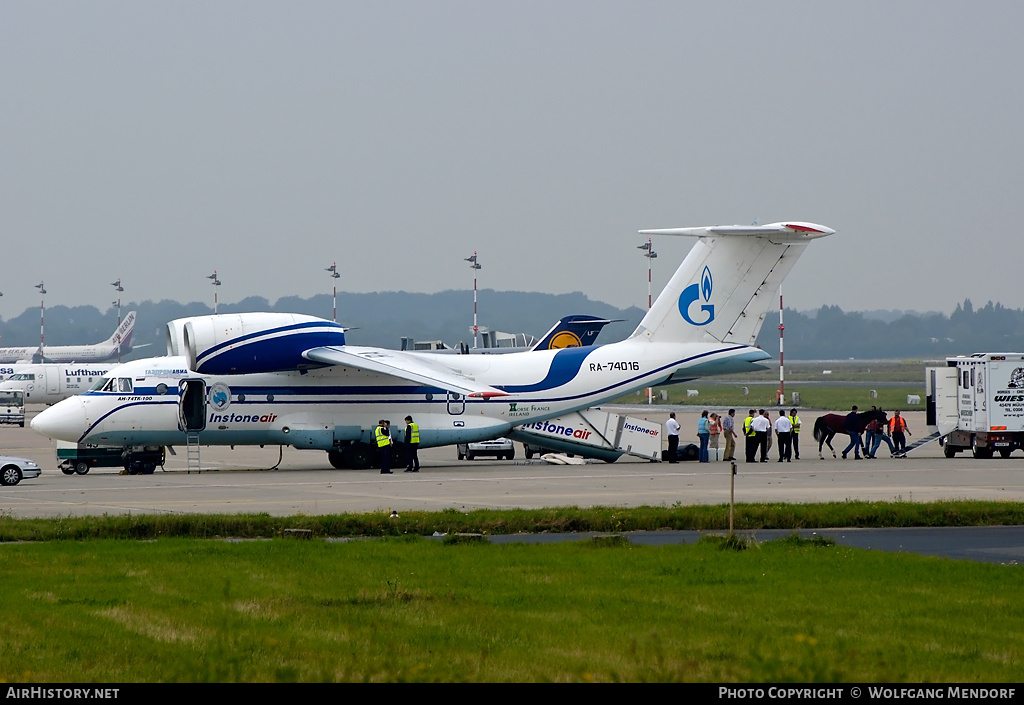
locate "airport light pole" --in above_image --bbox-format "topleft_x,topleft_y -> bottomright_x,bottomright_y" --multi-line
325,262 -> 341,322
637,238 -> 657,310
111,278 -> 124,362
638,239 -> 657,404
778,285 -> 785,406
465,252 -> 481,349
207,271 -> 221,314
35,281 -> 46,362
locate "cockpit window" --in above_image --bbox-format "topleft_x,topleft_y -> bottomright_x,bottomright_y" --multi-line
98,377 -> 133,392
91,377 -> 110,392
8,373 -> 34,381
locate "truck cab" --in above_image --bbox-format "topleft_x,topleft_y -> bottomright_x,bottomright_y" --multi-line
0,390 -> 25,427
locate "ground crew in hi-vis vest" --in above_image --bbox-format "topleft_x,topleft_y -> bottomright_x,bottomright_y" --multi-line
404,415 -> 420,473
789,409 -> 801,460
375,419 -> 393,474
743,409 -> 757,463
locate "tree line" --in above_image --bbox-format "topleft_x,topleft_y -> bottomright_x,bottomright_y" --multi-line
0,294 -> 1017,360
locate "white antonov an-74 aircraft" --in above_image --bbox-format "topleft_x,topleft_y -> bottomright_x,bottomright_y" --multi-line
0,311 -> 137,364
31,222 -> 833,471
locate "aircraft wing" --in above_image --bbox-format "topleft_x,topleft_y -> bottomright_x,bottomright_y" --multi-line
303,346 -> 509,398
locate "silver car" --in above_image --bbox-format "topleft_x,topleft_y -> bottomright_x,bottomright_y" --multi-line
457,437 -> 515,461
1,456 -> 42,486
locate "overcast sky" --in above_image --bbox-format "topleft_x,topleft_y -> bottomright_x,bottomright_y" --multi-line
2,1 -> 1021,321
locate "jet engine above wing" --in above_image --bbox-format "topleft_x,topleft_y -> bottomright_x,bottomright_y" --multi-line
303,345 -> 509,398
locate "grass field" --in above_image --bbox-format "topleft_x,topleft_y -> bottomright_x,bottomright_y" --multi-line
614,360 -> 930,410
620,384 -> 923,411
2,502 -> 1023,682
720,359 -> 930,384
1,534 -> 1022,682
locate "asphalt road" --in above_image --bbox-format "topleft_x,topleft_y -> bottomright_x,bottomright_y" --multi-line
2,408 -> 1022,564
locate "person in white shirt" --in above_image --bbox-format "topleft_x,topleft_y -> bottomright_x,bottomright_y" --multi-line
750,409 -> 771,463
774,410 -> 793,462
665,412 -> 681,463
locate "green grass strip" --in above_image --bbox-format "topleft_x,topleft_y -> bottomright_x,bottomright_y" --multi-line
2,500 -> 1023,542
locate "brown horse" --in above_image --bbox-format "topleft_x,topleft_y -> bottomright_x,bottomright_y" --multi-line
813,409 -> 888,459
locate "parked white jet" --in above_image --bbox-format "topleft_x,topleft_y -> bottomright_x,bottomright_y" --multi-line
31,223 -> 833,471
0,364 -> 116,404
0,312 -> 138,364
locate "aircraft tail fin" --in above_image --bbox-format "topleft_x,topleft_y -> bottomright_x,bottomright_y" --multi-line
630,222 -> 833,346
109,311 -> 137,351
530,315 -> 621,351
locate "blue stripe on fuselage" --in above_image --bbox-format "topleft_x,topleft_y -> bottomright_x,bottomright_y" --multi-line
498,347 -> 597,393
487,345 -> 759,406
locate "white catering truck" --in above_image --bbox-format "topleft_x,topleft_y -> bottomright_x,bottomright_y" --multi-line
926,353 -> 1024,458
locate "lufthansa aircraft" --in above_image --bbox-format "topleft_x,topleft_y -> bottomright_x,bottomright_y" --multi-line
0,364 -> 116,404
0,312 -> 138,364
31,222 -> 833,470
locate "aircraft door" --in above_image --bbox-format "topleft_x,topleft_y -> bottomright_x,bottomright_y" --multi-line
46,367 -> 60,397
446,391 -> 465,415
178,379 -> 207,432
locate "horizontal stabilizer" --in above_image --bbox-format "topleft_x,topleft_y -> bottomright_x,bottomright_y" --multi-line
639,221 -> 834,242
303,346 -> 508,398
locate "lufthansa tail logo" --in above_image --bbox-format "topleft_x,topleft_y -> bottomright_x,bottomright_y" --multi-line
547,331 -> 582,349
678,266 -> 715,326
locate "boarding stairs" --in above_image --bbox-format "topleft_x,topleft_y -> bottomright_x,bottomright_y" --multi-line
186,431 -> 201,473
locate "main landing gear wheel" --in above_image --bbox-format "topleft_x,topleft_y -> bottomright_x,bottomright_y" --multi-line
341,443 -> 374,470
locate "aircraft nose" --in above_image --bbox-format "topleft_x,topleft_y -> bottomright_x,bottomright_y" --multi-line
31,397 -> 88,442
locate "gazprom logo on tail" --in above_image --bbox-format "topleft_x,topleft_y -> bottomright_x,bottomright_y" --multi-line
679,265 -> 715,326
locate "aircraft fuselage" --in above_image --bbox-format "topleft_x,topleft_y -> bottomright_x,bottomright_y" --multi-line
40,341 -> 769,449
